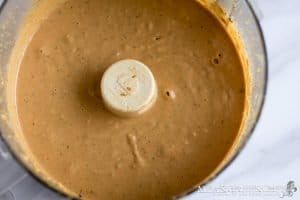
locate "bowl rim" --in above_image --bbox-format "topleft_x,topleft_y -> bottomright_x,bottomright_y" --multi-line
176,0 -> 268,198
0,0 -> 268,199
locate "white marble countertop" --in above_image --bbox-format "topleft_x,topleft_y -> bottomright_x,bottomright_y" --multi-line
0,0 -> 299,199
186,0 -> 300,199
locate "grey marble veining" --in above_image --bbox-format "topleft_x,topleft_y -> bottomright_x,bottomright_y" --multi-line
186,0 -> 300,199
0,0 -> 299,199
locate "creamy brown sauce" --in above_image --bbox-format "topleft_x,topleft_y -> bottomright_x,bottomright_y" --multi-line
16,0 -> 246,199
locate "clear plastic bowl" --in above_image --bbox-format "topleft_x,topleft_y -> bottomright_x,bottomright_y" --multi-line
0,0 -> 267,199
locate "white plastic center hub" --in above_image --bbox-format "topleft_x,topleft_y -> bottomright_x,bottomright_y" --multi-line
101,59 -> 157,117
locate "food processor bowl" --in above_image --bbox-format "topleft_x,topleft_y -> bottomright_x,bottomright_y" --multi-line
0,0 -> 267,199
